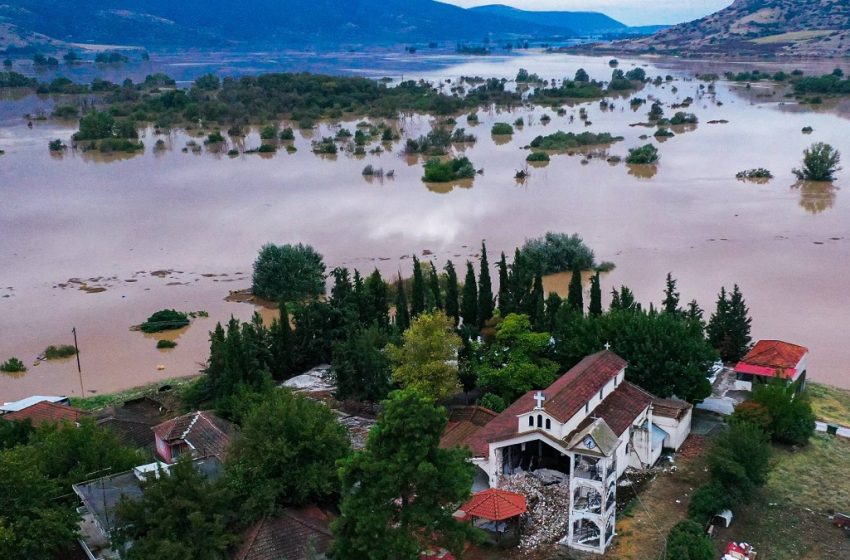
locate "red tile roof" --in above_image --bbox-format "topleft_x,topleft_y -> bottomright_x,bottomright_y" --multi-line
3,401 -> 88,426
460,488 -> 527,521
590,382 -> 653,436
735,340 -> 808,379
440,406 -> 498,450
153,411 -> 233,460
652,397 -> 692,420
542,350 -> 627,423
234,507 -> 333,560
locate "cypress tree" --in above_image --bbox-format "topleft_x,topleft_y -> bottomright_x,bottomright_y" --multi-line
364,269 -> 390,329
497,252 -> 510,315
662,272 -> 680,314
461,261 -> 478,329
394,274 -> 410,332
707,287 -> 729,360
589,271 -> 602,316
686,299 -> 705,329
477,242 -> 494,327
544,292 -> 563,332
444,261 -> 460,326
710,284 -> 753,362
530,273 -> 545,330
410,256 -> 426,318
269,303 -> 294,380
568,268 -> 583,313
428,262 -> 443,311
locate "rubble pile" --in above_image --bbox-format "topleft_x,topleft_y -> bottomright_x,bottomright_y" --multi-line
499,471 -> 570,548
336,412 -> 376,450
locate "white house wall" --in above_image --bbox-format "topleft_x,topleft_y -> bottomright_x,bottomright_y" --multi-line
653,408 -> 692,451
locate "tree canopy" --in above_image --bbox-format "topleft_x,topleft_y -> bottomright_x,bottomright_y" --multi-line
251,243 -> 326,302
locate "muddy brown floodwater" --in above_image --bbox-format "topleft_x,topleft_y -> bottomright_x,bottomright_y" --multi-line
1,53 -> 849,401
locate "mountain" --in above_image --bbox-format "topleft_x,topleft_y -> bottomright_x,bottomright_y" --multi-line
469,4 -> 627,35
613,0 -> 850,57
0,0 -> 575,50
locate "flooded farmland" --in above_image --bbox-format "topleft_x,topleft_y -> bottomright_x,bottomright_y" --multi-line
1,52 -> 849,400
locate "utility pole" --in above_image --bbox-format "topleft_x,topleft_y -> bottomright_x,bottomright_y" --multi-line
72,327 -> 84,396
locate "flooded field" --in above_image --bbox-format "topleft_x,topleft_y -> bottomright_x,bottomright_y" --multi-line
2,53 -> 849,400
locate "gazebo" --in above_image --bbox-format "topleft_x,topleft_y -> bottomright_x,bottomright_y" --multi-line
457,488 -> 527,546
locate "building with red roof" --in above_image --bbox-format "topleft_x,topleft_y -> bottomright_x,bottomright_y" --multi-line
441,349 -> 692,555
734,340 -> 809,391
2,400 -> 88,426
153,410 -> 234,463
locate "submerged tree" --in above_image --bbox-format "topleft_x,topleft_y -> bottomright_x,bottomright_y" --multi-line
251,243 -> 326,302
793,142 -> 841,182
332,389 -> 475,560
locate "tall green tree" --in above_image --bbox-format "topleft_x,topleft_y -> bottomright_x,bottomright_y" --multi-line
662,272 -> 680,314
610,285 -> 640,312
477,242 -> 494,327
707,285 -> 752,362
251,243 -> 326,302
568,268 -> 583,313
331,325 -> 392,403
386,311 -> 462,400
115,458 -> 238,560
497,252 -> 510,315
544,292 -> 563,332
428,262 -> 443,311
708,420 -> 770,501
268,303 -> 293,380
530,273 -> 545,330
227,390 -> 351,517
444,261 -> 460,326
410,256 -> 426,317
364,269 -> 390,328
589,271 -> 602,316
332,389 -> 475,560
394,274 -> 410,332
461,261 -> 478,329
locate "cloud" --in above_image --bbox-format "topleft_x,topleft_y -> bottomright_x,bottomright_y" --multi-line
441,0 -> 734,26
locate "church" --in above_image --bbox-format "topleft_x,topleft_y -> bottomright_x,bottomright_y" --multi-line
443,349 -> 692,554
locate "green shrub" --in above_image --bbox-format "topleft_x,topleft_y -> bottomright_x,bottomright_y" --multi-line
48,139 -> 65,151
279,127 -> 295,140
801,126 -> 813,134
530,131 -> 622,150
665,520 -> 715,560
258,144 -> 276,153
654,128 -> 674,138
156,339 -> 178,349
709,421 -> 771,501
670,112 -> 698,125
736,168 -> 773,180
793,142 -> 841,181
519,232 -> 597,274
750,380 -> 816,445
526,151 -> 550,162
479,393 -> 507,413
626,144 -> 659,164
688,481 -> 732,522
260,125 -> 277,140
491,122 -> 514,135
252,243 -> 326,302
0,357 -> 26,373
513,117 -> 524,127
43,345 -> 77,359
205,130 -> 225,144
139,309 -> 190,333
52,105 -> 79,119
421,157 -> 476,182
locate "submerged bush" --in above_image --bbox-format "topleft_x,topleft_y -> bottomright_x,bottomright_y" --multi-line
530,131 -> 622,150
736,168 -> 773,180
491,122 -> 514,135
519,232 -> 598,274
626,144 -> 659,164
43,345 -> 77,359
0,357 -> 27,373
156,339 -> 178,349
252,243 -> 326,302
793,142 -> 841,181
526,151 -> 550,162
139,309 -> 190,333
422,157 -> 476,182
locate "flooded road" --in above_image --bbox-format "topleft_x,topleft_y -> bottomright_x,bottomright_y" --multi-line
2,53 -> 849,400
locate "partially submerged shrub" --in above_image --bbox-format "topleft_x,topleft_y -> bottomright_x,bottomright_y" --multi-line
422,157 -> 476,182
156,339 -> 178,349
140,309 -> 190,333
0,357 -> 27,373
793,142 -> 841,181
43,345 -> 77,359
736,168 -> 773,180
491,122 -> 514,135
526,151 -> 550,162
625,144 -> 659,164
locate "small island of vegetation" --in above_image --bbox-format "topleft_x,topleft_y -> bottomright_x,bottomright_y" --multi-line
793,142 -> 841,182
422,156 -> 476,183
0,357 -> 26,373
626,144 -> 660,165
529,130 -> 623,150
139,309 -> 191,333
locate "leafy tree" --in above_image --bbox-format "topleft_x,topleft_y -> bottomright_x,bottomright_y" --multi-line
574,68 -> 590,82
730,401 -> 773,432
0,418 -> 33,450
394,275 -> 410,332
519,232 -> 596,275
428,262 -> 443,311
410,256 -> 426,317
478,242 -> 494,327
115,458 -> 238,560
544,292 -> 563,332
227,390 -> 351,516
665,520 -> 715,560
461,261 -> 478,329
750,381 -> 815,445
707,285 -> 752,362
364,269 -> 390,328
589,271 -> 602,316
331,325 -> 392,403
251,243 -> 326,302
386,311 -> 462,401
626,144 -> 659,164
709,421 -> 770,502
477,314 -> 560,403
568,269 -> 583,313
444,261 -> 460,326
688,481 -> 733,523
793,142 -> 841,181
662,272 -> 680,314
332,389 -> 476,560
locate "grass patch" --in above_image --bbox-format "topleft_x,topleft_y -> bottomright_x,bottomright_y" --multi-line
807,382 -> 850,426
43,345 -> 77,359
69,377 -> 198,411
766,434 -> 850,512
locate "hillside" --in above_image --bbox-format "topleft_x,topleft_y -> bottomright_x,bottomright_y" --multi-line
469,4 -> 626,35
613,0 -> 850,57
0,0 -> 580,51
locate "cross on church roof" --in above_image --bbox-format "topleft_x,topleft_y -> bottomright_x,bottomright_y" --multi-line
533,391 -> 545,410
604,341 -> 611,351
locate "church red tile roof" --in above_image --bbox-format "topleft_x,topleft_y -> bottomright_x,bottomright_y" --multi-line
541,350 -> 627,422
153,411 -> 233,460
2,401 -> 88,426
440,406 -> 498,450
735,340 -> 808,379
652,397 -> 692,420
590,382 -> 653,436
234,507 -> 332,560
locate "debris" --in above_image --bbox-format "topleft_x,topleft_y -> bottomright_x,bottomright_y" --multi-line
498,471 -> 570,548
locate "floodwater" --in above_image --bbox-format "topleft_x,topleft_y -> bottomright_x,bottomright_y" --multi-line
2,53 -> 850,401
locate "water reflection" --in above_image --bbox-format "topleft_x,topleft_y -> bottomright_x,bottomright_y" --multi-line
627,163 -> 658,180
795,180 -> 838,214
425,179 -> 474,194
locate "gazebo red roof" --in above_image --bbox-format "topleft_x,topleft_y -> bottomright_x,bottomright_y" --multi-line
460,488 -> 527,522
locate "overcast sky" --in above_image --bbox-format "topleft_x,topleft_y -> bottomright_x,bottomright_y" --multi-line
442,0 -> 734,27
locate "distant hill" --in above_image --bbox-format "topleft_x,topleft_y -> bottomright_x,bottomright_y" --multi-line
469,4 -> 626,35
0,0 -> 577,51
612,0 -> 850,57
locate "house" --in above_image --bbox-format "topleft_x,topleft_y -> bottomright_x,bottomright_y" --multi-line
234,506 -> 334,560
97,395 -> 177,454
72,457 -> 223,560
443,350 -> 691,555
734,340 -> 809,392
153,410 -> 234,463
0,394 -> 70,413
2,400 -> 88,426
